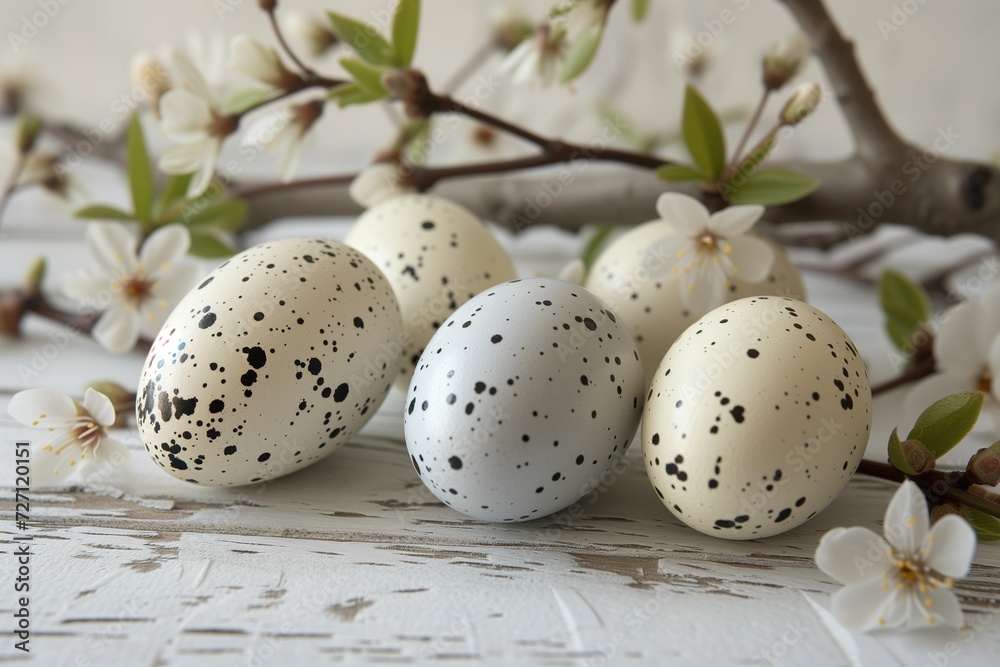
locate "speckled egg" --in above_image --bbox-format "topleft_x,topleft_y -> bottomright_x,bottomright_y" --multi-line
345,194 -> 518,389
642,296 -> 871,539
404,278 -> 645,522
136,238 -> 402,486
585,220 -> 804,387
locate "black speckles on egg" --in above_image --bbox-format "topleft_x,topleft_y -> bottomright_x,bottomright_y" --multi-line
403,278 -> 644,522
136,238 -> 403,486
641,296 -> 872,539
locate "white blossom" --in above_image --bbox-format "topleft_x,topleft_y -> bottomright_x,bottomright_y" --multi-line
283,12 -> 338,57
61,223 -> 200,353
8,388 -> 130,487
349,163 -> 417,209
498,23 -> 568,87
815,481 -> 975,632
240,100 -> 323,182
653,193 -> 774,316
229,35 -> 296,89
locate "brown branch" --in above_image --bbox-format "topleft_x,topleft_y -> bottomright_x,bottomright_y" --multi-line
856,460 -> 1000,520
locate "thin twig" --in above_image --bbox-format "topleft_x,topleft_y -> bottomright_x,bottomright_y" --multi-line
230,173 -> 357,199
0,153 -> 27,227
724,89 -> 770,180
266,7 -> 319,83
870,357 -> 936,396
856,459 -> 1000,520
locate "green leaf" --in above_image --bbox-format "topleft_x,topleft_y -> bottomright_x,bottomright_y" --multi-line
402,119 -> 431,166
725,167 -> 820,206
656,164 -> 706,183
960,506 -> 1000,542
327,11 -> 396,65
184,198 -> 248,232
153,174 -> 193,221
221,87 -> 274,114
127,114 -> 154,225
75,204 -> 135,221
189,231 -> 237,258
887,428 -> 916,475
327,81 -> 387,107
631,0 -> 650,22
391,0 -> 420,66
339,57 -> 389,96
681,85 -> 726,180
879,269 -> 931,352
907,391 -> 984,459
560,21 -> 604,84
581,224 -> 616,273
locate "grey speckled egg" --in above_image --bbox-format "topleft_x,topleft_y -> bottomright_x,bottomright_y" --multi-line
136,238 -> 402,486
344,194 -> 518,390
404,278 -> 645,522
642,296 -> 871,539
585,220 -> 804,388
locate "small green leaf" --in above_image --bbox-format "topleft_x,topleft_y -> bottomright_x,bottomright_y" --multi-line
221,87 -> 274,114
879,269 -> 931,353
681,85 -> 726,180
184,199 -> 248,232
907,391 -> 984,459
188,231 -> 237,258
725,167 -> 820,205
402,119 -> 431,166
560,21 -> 604,84
581,224 -> 616,273
339,57 -> 389,96
127,114 -> 154,225
327,11 -> 396,65
960,506 -> 1000,542
656,164 -> 706,183
631,0 -> 650,22
75,204 -> 134,221
153,174 -> 193,221
327,81 -> 387,107
391,0 -> 421,66
887,428 -> 916,475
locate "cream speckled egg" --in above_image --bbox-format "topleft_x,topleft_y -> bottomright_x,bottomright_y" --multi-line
136,238 -> 402,486
642,296 -> 871,539
585,220 -> 804,388
404,278 -> 645,522
345,194 -> 518,389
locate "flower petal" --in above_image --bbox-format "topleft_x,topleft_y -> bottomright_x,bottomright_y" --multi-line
186,139 -> 221,197
924,514 -> 976,579
882,480 -> 929,555
815,526 -> 891,585
82,388 -> 116,428
830,579 -> 898,632
727,235 -> 775,283
349,164 -> 413,208
935,297 -> 997,375
28,441 -> 73,488
682,255 -> 727,315
159,88 -> 212,143
230,35 -> 284,86
917,586 -> 964,628
95,436 -> 132,471
557,258 -> 585,285
87,223 -> 138,275
171,51 -> 215,103
707,204 -> 764,237
92,306 -> 142,354
655,193 -> 710,236
8,388 -> 77,426
139,224 -> 191,274
159,140 -> 212,175
989,335 -> 1000,405
60,270 -> 112,306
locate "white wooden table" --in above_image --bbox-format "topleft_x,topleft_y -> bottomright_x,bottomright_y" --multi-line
2,217 -> 999,666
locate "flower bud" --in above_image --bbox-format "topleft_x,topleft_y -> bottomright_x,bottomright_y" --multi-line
763,33 -> 809,90
901,438 -> 935,475
83,381 -> 134,428
929,499 -> 962,523
780,82 -> 822,126
381,68 -> 422,100
491,5 -> 535,53
349,162 -> 416,209
966,447 -> 1000,486
257,0 -> 277,11
229,35 -> 299,90
15,113 -> 41,153
0,290 -> 24,337
285,12 -> 338,57
130,53 -> 172,118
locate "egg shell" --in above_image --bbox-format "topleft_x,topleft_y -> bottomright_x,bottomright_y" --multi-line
404,278 -> 645,522
585,221 -> 804,388
136,238 -> 402,486
345,194 -> 518,389
642,296 -> 871,539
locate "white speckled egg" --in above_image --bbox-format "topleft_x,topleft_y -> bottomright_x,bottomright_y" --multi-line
136,238 -> 402,486
585,221 -> 804,388
404,278 -> 645,522
345,194 -> 518,389
642,296 -> 871,539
